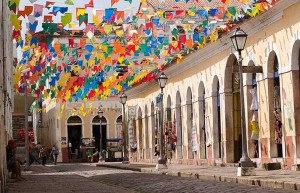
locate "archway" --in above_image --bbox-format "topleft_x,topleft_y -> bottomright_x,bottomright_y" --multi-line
291,40 -> 300,158
232,57 -> 243,163
267,51 -> 283,158
67,116 -> 82,154
212,76 -> 222,160
92,115 -> 107,151
198,82 -> 207,159
223,54 -> 243,163
144,104 -> 149,159
176,91 -> 183,159
137,107 -> 143,160
151,102 -> 155,159
115,115 -> 122,139
245,60 -> 259,158
166,95 -> 172,122
186,87 -> 193,159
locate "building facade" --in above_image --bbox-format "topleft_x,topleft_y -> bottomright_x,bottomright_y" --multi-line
39,34 -> 125,162
42,98 -> 123,162
0,0 -> 15,191
125,0 -> 300,169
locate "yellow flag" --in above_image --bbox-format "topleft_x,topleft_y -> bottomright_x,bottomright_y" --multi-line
172,41 -> 178,48
77,8 -> 86,18
104,24 -> 112,35
118,57 -> 124,64
157,10 -> 165,17
69,24 -> 77,28
210,30 -> 218,43
161,50 -> 168,56
93,15 -> 100,26
115,30 -> 123,38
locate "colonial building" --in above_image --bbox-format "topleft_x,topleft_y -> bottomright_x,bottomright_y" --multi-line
42,98 -> 123,162
0,0 -> 15,191
125,0 -> 300,169
37,34 -> 124,162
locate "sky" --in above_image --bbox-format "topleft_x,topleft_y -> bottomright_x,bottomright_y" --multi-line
19,0 -> 141,31
17,0 -> 141,59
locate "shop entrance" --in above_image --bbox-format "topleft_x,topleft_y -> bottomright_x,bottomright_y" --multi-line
232,58 -> 243,163
67,116 -> 83,155
92,116 -> 107,152
92,125 -> 107,151
68,126 -> 82,153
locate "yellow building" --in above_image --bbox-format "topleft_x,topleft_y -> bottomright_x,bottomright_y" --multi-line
0,0 -> 15,191
124,0 -> 300,169
40,0 -> 300,170
42,98 -> 123,162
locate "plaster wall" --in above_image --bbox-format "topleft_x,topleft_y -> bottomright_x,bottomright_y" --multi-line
126,2 -> 300,167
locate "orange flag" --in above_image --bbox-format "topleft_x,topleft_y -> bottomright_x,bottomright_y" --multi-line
111,0 -> 120,6
46,1 -> 55,8
54,44 -> 61,54
72,30 -> 80,36
80,38 -> 86,48
116,11 -> 124,21
186,39 -> 193,49
44,15 -> 52,23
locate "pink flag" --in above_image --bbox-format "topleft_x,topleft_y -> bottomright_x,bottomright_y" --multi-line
34,4 -> 43,17
96,10 -> 105,23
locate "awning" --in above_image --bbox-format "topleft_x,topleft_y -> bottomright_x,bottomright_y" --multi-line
107,138 -> 122,142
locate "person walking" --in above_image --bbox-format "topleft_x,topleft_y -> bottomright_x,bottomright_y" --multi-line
39,146 -> 48,166
36,142 -> 42,155
51,144 -> 59,165
28,137 -> 40,165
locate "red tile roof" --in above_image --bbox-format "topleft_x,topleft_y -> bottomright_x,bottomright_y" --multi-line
146,0 -> 243,11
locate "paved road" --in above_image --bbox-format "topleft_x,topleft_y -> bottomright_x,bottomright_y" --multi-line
7,164 -> 291,193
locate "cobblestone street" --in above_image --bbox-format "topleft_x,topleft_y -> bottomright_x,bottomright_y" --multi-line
7,164 -> 292,193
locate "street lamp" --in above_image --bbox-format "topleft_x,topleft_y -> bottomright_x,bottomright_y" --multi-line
230,27 -> 253,169
38,119 -> 42,144
120,92 -> 129,164
38,120 -> 42,127
156,72 -> 168,169
98,109 -> 104,162
21,68 -> 30,171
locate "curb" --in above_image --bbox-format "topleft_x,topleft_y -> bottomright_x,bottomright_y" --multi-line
96,164 -> 299,191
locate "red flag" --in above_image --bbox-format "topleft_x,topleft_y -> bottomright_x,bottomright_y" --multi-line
176,10 -> 185,18
179,35 -> 186,44
85,0 -> 94,8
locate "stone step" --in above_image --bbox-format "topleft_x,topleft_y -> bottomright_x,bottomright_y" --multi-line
263,162 -> 281,170
291,164 -> 300,171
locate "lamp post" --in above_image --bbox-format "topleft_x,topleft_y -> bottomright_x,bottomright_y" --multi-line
21,68 -> 30,171
156,72 -> 168,169
230,27 -> 253,169
120,92 -> 129,164
24,79 -> 29,170
98,109 -> 104,162
38,119 -> 42,144
38,120 -> 42,127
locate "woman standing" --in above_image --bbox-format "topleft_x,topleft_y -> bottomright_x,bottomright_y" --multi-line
51,144 -> 59,165
39,146 -> 48,165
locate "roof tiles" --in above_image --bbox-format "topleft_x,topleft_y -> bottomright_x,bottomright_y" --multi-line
146,0 -> 243,11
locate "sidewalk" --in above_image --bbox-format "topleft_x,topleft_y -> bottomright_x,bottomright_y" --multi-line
7,164 -> 135,193
96,162 -> 300,191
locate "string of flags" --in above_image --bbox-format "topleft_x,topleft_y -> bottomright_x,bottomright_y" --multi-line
10,0 -> 276,114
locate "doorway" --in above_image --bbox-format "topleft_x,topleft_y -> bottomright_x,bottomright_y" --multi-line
92,125 -> 107,151
233,58 -> 242,163
67,116 -> 83,155
92,116 -> 108,152
68,125 -> 82,153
